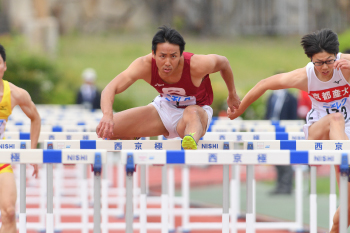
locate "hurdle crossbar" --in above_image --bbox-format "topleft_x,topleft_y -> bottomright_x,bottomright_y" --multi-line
122,149 -> 349,233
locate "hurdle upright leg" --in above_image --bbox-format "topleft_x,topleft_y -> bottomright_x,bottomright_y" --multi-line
47,164 -> 54,233
19,164 -> 26,233
295,165 -> 304,231
310,166 -> 317,233
182,165 -> 190,232
140,165 -> 147,233
40,165 -> 46,230
102,162 -> 109,233
230,165 -> 239,233
94,168 -> 101,233
168,165 -> 175,232
125,157 -> 134,233
246,165 -> 255,233
133,168 -> 139,217
339,171 -> 348,233
329,165 -> 337,231
222,165 -> 229,233
161,165 -> 169,233
54,164 -> 62,231
117,162 -> 125,217
339,153 -> 348,233
81,165 -> 89,233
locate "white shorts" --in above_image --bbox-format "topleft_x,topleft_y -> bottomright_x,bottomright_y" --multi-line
150,95 -> 213,139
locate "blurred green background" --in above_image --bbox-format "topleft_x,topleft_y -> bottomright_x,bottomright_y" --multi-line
2,29 -> 350,117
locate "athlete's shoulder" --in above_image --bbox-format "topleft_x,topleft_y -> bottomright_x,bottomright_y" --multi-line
7,82 -> 31,102
137,53 -> 152,65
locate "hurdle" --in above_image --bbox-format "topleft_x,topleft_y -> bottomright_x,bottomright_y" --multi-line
122,149 -> 349,233
156,132 -> 306,231
45,136 -> 302,232
44,139 -> 235,232
244,140 -> 350,231
0,148 -> 106,233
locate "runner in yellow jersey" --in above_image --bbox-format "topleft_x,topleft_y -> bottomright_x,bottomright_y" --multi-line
0,44 -> 41,233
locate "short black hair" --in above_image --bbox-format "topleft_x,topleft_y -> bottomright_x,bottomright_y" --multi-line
152,25 -> 186,56
0,44 -> 6,62
301,28 -> 339,58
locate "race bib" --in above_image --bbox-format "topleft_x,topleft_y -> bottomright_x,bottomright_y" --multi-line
159,94 -> 196,107
0,119 -> 6,139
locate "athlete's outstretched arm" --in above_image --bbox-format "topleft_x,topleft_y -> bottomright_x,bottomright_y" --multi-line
97,55 -> 152,139
227,67 -> 308,120
191,54 -> 240,111
16,87 -> 41,178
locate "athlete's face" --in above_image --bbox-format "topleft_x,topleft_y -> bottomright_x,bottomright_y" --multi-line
153,42 -> 181,76
311,51 -> 336,79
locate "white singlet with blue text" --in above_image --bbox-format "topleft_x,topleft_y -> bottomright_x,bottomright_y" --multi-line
304,53 -> 350,138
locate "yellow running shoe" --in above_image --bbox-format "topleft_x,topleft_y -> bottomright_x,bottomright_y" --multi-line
182,134 -> 197,150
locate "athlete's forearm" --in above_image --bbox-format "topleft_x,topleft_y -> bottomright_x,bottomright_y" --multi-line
100,85 -> 116,117
239,79 -> 268,113
220,62 -> 237,95
30,115 -> 41,149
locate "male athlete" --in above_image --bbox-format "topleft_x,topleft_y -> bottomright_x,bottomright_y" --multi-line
0,44 -> 41,233
227,29 -> 350,232
96,26 -> 240,149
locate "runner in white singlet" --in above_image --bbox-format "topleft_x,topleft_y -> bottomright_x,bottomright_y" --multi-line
305,53 -> 350,139
227,29 -> 350,232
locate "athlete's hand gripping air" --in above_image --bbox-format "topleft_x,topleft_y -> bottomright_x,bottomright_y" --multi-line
96,114 -> 114,139
227,92 -> 241,115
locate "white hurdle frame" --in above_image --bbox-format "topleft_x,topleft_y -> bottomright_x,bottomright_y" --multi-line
46,135 -> 303,232
9,130 -> 307,232
122,149 -> 349,233
0,148 -> 106,233
244,139 -> 350,231
44,139 -> 235,232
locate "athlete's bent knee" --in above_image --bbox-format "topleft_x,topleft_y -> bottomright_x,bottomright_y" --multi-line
1,205 -> 16,222
330,112 -> 345,123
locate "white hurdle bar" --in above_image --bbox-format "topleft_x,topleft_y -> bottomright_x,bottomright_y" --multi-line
44,139 -> 235,232
5,124 -> 96,132
209,118 -> 305,125
5,132 -> 101,143
244,140 -> 350,232
209,124 -> 304,132
122,149 -> 349,233
0,148 -> 107,233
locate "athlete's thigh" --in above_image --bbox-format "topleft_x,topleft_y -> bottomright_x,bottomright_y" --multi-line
112,104 -> 168,138
308,114 -> 349,140
308,114 -> 334,140
177,105 -> 208,138
0,172 -> 17,209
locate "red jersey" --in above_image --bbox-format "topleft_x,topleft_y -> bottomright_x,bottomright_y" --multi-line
151,52 -> 213,107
